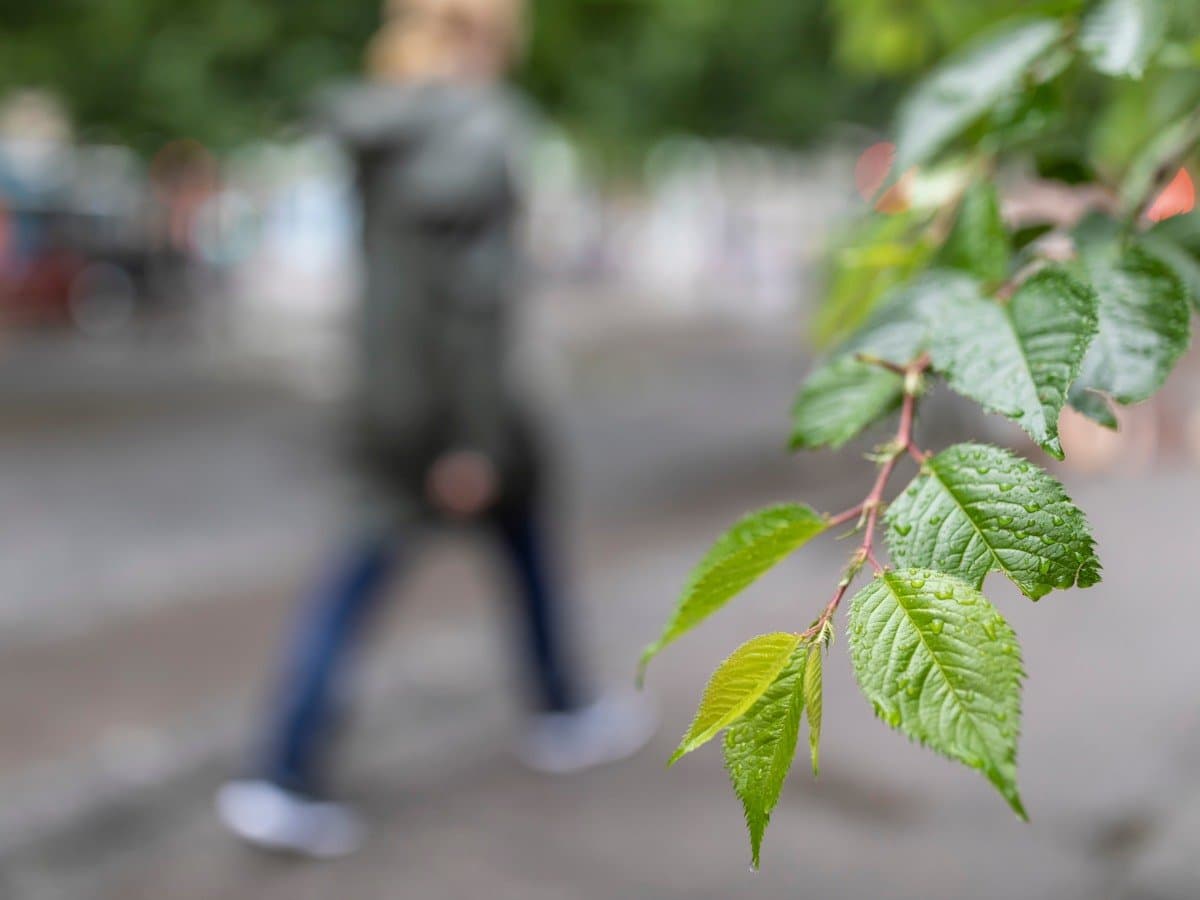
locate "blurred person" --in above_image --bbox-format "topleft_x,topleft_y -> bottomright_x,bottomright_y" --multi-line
216,0 -> 655,859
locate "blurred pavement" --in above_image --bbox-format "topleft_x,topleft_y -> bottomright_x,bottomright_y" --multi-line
1,308 -> 1200,899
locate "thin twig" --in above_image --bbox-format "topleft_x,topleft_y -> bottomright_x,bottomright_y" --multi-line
826,504 -> 864,528
854,353 -> 907,375
805,354 -> 929,639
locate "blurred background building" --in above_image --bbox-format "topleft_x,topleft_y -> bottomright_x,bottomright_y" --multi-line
0,1 -> 1199,898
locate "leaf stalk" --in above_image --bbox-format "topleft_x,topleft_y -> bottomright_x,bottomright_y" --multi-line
806,354 -> 929,639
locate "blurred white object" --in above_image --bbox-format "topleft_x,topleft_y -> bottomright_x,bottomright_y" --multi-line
517,691 -> 658,775
215,779 -> 366,859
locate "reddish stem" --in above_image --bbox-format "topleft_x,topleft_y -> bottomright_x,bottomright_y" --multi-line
805,355 -> 928,639
826,504 -> 864,528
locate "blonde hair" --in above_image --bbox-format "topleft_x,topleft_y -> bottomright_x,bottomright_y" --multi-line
367,0 -> 526,82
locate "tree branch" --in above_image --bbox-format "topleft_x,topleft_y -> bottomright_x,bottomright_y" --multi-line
806,354 -> 929,639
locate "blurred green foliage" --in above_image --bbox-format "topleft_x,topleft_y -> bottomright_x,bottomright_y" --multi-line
0,0 -> 380,152
4,0 -> 1197,169
519,0 -> 898,157
813,0 -> 1200,347
829,0 -> 1084,75
0,0 -> 901,155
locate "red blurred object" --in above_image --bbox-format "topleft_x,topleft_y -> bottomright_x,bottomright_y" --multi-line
1145,168 -> 1195,223
4,247 -> 84,326
855,141 -> 895,202
873,173 -> 912,215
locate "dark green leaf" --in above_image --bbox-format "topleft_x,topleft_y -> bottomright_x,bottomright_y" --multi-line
1068,246 -> 1191,424
793,271 -> 980,450
1140,232 -> 1200,312
1069,387 -> 1121,430
894,19 -> 1064,170
928,267 -> 1098,459
790,357 -> 905,451
886,442 -> 1101,599
848,569 -> 1026,818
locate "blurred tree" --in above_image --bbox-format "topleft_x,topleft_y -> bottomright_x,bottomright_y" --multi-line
10,0 -> 1193,164
814,0 -> 1200,346
0,0 -> 899,155
829,0 -> 1085,75
518,0 -> 899,157
0,0 -> 380,152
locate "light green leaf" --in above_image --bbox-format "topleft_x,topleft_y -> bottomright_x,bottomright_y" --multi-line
938,180 -> 1010,284
803,645 -> 824,777
640,505 -> 827,679
723,645 -> 807,869
885,442 -> 1101,600
894,19 -> 1064,170
1081,0 -> 1167,78
793,270 -> 980,450
928,267 -> 1098,459
848,569 -> 1026,818
814,211 -> 938,347
671,632 -> 803,765
1068,246 -> 1191,424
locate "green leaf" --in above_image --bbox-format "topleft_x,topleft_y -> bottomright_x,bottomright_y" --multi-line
1068,246 -> 1191,424
640,506 -> 827,679
938,180 -> 1011,284
1080,0 -> 1167,79
894,19 -> 1064,170
790,357 -> 905,451
803,644 -> 824,777
837,269 -> 980,362
885,442 -> 1101,600
1150,210 -> 1200,259
928,267 -> 1098,459
814,211 -> 938,347
793,270 -> 979,450
671,632 -> 803,765
1117,114 -> 1200,218
1140,233 -> 1200,312
848,569 -> 1026,818
723,645 -> 807,869
1068,386 -> 1121,430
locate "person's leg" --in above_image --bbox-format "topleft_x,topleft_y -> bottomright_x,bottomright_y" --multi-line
217,528 -> 403,857
489,501 -> 583,714
489,499 -> 657,774
258,528 -> 402,795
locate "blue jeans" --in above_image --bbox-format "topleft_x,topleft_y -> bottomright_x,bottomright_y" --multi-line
257,507 -> 582,796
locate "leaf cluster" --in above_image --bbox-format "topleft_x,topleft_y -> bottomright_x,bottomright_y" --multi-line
644,3 -> 1199,867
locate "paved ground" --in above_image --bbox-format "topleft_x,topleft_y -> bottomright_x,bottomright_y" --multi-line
3,321 -> 1200,899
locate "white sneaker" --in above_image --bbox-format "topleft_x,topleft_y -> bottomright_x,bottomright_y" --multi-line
215,779 -> 365,859
517,692 -> 658,775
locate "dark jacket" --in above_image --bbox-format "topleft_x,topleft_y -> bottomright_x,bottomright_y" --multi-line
320,81 -> 541,518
